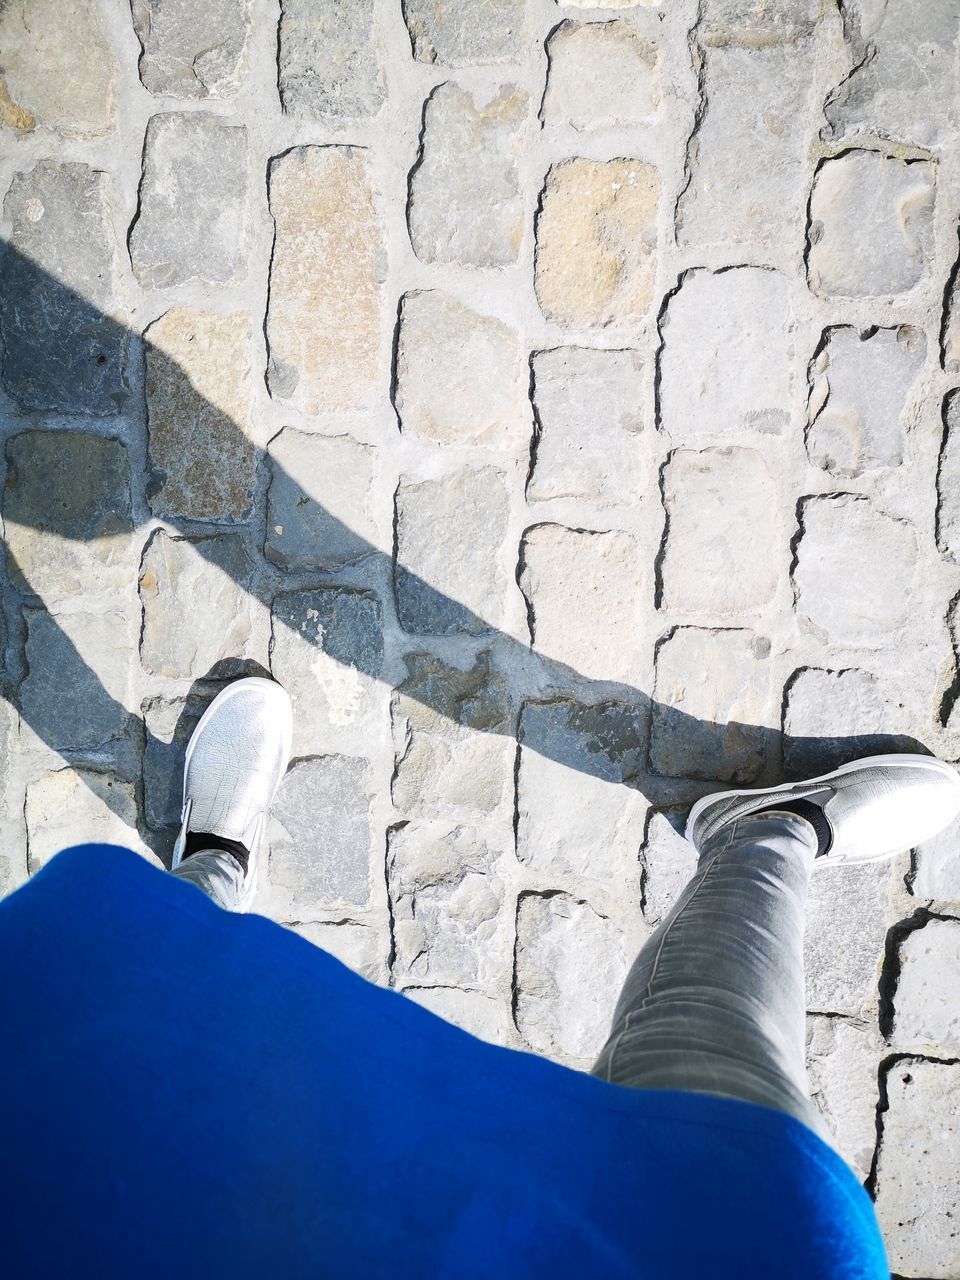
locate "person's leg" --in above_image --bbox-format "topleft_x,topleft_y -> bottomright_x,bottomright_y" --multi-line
170,848 -> 246,911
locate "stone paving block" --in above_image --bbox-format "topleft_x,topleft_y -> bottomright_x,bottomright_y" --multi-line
804,862 -> 892,1016
130,112 -> 249,289
658,269 -> 795,440
145,309 -> 255,522
676,44 -> 813,250
394,291 -> 527,449
392,652 -> 513,820
4,431 -> 133,601
267,756 -> 376,911
806,326 -> 925,477
0,0 -> 117,136
699,0 -> 818,45
558,0 -> 658,7
265,430 -> 379,570
807,153 -> 936,299
142,693 -> 207,830
22,607 -> 134,752
641,810 -> 698,925
402,986 -> 510,1045
535,158 -> 660,328
388,822 -> 505,987
793,495 -> 918,648
1,162 -> 126,414
131,0 -> 253,98
912,810 -> 960,904
403,0 -> 526,66
783,667 -> 908,779
26,768 -> 150,873
518,524 -> 645,684
394,469 -> 510,635
528,346 -> 645,506
937,391 -> 960,564
891,919 -> 960,1052
875,1059 -> 960,1278
944,242 -> 960,371
279,0 -> 383,121
542,21 -> 660,131
139,531 -> 261,680
514,891 -> 626,1065
408,83 -> 527,268
650,627 -> 775,783
805,1016 -> 880,1185
516,700 -> 646,879
659,448 -> 780,616
289,920 -> 385,984
824,0 -> 960,149
267,146 -> 384,414
270,588 -> 384,757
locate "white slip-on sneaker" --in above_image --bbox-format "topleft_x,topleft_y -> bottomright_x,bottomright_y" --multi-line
172,677 -> 293,906
685,752 -> 960,871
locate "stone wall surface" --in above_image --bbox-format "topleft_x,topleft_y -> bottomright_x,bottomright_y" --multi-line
1,1 -> 960,1270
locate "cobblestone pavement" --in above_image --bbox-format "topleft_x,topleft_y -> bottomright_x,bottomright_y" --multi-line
2,1 -> 960,1272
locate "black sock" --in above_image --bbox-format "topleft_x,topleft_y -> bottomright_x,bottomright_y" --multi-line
756,798 -> 832,858
182,830 -> 250,875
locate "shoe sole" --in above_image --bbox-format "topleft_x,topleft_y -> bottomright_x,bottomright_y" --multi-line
684,751 -> 960,867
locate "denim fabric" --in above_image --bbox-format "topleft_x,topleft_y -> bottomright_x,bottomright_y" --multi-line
171,848 -> 245,910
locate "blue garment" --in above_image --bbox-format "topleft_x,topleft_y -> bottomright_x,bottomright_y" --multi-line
0,845 -> 889,1279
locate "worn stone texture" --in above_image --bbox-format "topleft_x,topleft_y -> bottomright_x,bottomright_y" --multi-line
145,309 -> 256,522
267,146 -> 384,414
699,0 -> 818,46
658,269 -> 795,440
875,1060 -> 960,1278
402,986 -> 510,1045
289,920 -> 385,984
394,469 -> 511,635
542,21 -> 660,131
529,346 -> 645,506
26,768 -> 152,872
403,0 -> 525,66
130,112 -> 249,289
265,430 -> 379,570
793,495 -> 918,648
519,524 -> 646,684
783,667 -> 907,779
131,0 -> 253,98
1,162 -> 127,414
806,326 -> 925,476
394,291 -> 527,449
516,700 -> 647,879
0,0 -> 117,137
892,920 -> 960,1053
937,391 -> 960,564
535,158 -> 660,328
559,0 -> 659,7
279,0 -> 383,121
408,83 -> 527,268
912,811 -> 960,904
807,153 -> 936,299
641,811 -> 698,925
142,694 -> 207,831
659,448 -> 780,616
943,242 -> 960,370
806,1016 -> 881,1185
805,862 -> 893,1016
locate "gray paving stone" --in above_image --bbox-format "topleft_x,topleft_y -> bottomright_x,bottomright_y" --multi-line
394,291 -> 527,449
806,326 -> 925,477
650,627 -> 775,783
514,891 -> 626,1065
0,0 -> 117,137
659,448 -> 780,617
389,821 -> 505,987
658,269 -> 795,440
267,146 -> 384,414
793,495 -> 918,648
641,810 -> 698,925
559,0 -> 657,7
142,693 -> 207,830
403,0 -> 525,66
394,469 -> 511,635
804,862 -> 892,1016
408,83 -> 527,268
270,588 -> 384,757
542,20 -> 660,130
805,1016 -> 880,1185
937,391 -> 960,564
288,920 -> 385,984
824,0 -> 960,149
807,152 -> 936,299
912,811 -> 960,904
131,0 -> 253,98
783,667 -> 907,778
265,430 -> 379,570
535,158 -> 660,328
891,919 -> 960,1052
25,767 -> 149,872
267,756 -> 376,911
699,0 -> 818,45
4,431 -> 132,600
391,651 -> 513,820
1,162 -> 127,414
402,986 -> 510,1045
528,347 -> 645,507
139,531 -> 261,680
129,112 -> 249,289
875,1059 -> 960,1278
944,243 -> 960,371
518,524 -> 646,684
145,309 -> 256,523
516,699 -> 647,879
279,0 -> 383,120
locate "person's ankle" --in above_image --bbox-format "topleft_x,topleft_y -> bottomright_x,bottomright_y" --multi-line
753,798 -> 832,857
182,830 -> 250,874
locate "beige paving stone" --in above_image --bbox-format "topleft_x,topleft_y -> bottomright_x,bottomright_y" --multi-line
806,1016 -> 880,1185
131,0 -> 253,98
891,919 -> 960,1053
700,0 -> 818,46
542,21 -> 660,131
25,768 -> 153,872
943,238 -> 960,370
937,390 -> 960,563
288,921 -> 386,984
783,666 -> 907,778
912,810 -> 960,904
402,987 -> 511,1045
804,862 -> 892,1016
403,0 -> 526,66
641,810 -> 698,925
